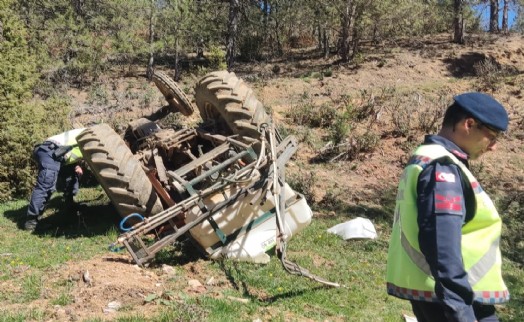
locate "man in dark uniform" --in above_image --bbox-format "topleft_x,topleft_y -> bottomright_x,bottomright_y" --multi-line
386,92 -> 510,321
25,128 -> 85,231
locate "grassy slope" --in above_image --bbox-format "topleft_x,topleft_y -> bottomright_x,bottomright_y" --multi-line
1,195 -> 522,321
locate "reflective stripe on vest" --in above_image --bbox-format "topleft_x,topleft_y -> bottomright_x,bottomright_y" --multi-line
46,129 -> 85,165
46,128 -> 85,146
65,146 -> 83,165
386,144 -> 509,304
401,229 -> 502,296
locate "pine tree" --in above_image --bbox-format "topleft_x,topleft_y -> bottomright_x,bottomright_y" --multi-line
0,0 -> 39,200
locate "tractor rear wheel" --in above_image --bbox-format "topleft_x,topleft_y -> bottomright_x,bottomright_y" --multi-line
77,124 -> 164,218
194,71 -> 271,140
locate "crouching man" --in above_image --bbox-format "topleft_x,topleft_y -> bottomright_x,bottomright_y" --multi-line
25,128 -> 86,231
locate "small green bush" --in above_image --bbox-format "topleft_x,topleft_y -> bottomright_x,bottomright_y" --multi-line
499,192 -> 524,265
286,101 -> 337,128
474,58 -> 503,90
390,101 -> 416,137
328,114 -> 351,146
287,170 -> 317,204
207,45 -> 227,70
0,96 -> 71,201
87,83 -> 109,106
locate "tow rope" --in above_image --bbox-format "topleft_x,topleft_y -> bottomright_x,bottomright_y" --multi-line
267,122 -> 340,288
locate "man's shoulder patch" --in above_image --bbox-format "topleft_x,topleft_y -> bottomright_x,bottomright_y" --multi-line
435,171 -> 456,183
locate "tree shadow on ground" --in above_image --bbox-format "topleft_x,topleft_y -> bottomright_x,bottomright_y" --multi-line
314,184 -> 397,227
442,52 -> 489,78
3,197 -> 121,239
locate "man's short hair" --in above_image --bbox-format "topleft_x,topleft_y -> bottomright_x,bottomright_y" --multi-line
442,102 -> 473,129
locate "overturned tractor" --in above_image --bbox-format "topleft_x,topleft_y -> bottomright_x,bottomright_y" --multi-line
77,71 -> 338,287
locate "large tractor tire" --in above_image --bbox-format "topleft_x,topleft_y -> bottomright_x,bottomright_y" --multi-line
194,71 -> 271,140
77,124 -> 164,218
153,71 -> 195,116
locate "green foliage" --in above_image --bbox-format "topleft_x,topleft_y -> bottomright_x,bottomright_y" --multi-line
328,115 -> 351,146
0,0 -> 37,110
286,98 -> 337,128
287,170 -> 317,204
16,0 -> 111,84
0,95 -> 71,201
207,45 -> 227,70
0,1 -> 40,201
20,274 -> 43,303
499,192 -> 524,265
473,57 -> 520,91
87,83 -> 110,106
238,35 -> 264,62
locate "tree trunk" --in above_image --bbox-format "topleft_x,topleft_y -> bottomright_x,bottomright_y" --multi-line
146,0 -> 155,81
489,0 -> 499,33
263,0 -> 269,52
453,0 -> 465,44
338,0 -> 356,62
226,0 -> 240,71
273,6 -> 283,57
502,0 -> 509,33
323,28 -> 329,59
174,37 -> 181,81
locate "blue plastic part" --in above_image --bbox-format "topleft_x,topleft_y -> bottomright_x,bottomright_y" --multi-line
119,213 -> 145,232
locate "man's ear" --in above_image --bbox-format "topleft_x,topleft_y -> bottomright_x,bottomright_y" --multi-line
464,118 -> 476,131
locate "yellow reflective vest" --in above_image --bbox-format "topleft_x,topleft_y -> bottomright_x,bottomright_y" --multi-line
46,128 -> 85,165
386,144 -> 509,304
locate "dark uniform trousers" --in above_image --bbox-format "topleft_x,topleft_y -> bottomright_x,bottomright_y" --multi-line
410,300 -> 499,322
27,142 -> 80,218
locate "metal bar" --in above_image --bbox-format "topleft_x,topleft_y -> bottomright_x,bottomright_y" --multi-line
146,169 -> 176,207
154,155 -> 169,184
186,149 -> 250,187
206,216 -> 227,244
118,161 -> 262,241
172,142 -> 230,177
208,207 -> 276,251
119,173 -> 266,265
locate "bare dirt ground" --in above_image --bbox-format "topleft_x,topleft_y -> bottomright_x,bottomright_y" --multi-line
6,33 -> 523,321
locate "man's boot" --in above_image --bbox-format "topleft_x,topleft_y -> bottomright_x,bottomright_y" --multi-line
24,216 -> 50,231
24,217 -> 39,231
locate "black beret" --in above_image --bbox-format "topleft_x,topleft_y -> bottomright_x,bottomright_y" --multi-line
454,92 -> 509,131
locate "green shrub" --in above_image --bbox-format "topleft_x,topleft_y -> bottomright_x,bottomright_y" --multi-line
286,101 -> 337,128
390,101 -> 416,137
207,45 -> 227,70
328,112 -> 351,146
238,35 -> 263,62
317,188 -> 345,212
0,1 -> 43,201
322,68 -> 333,77
287,170 -> 317,204
499,192 -> 524,265
317,130 -> 380,163
474,58 -> 503,90
0,96 -> 71,201
87,83 -> 110,106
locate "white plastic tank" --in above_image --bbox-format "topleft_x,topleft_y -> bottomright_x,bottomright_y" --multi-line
186,181 -> 312,263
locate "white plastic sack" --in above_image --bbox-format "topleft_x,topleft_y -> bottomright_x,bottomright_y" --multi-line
327,217 -> 377,240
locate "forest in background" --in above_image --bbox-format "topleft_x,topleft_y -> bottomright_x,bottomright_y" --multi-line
1,0 -> 523,201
